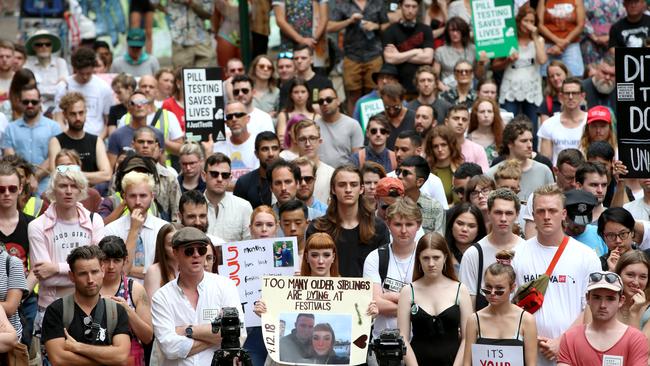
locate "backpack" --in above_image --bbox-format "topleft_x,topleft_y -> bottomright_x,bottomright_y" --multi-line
21,0 -> 68,17
62,295 -> 118,344
378,244 -> 389,285
472,243 -> 489,311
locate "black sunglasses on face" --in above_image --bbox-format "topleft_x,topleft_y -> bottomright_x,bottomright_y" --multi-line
207,171 -> 232,179
317,97 -> 335,105
183,246 -> 208,257
395,168 -> 413,177
225,112 -> 247,121
0,185 -> 19,194
369,128 -> 389,135
21,99 -> 40,106
233,88 -> 250,96
480,288 -> 506,296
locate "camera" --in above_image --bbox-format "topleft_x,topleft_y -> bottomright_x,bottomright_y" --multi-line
211,308 -> 251,366
370,329 -> 406,366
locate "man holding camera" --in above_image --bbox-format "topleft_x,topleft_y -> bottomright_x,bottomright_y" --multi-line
152,227 -> 246,366
41,245 -> 131,366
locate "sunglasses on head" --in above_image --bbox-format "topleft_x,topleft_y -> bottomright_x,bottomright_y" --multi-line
369,128 -> 389,135
225,112 -> 247,121
317,97 -> 335,105
589,272 -> 622,286
278,51 -> 293,59
208,171 -> 232,179
183,245 -> 208,257
0,185 -> 19,194
233,88 -> 250,96
480,288 -> 506,296
21,99 -> 40,106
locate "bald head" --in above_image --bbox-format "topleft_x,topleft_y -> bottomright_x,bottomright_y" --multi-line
138,75 -> 158,100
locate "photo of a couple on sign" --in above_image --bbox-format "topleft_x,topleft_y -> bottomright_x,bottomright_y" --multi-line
279,313 -> 351,365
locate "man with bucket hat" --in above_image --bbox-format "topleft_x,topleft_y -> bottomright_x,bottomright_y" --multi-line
110,28 -> 160,77
24,29 -> 69,109
353,63 -> 400,128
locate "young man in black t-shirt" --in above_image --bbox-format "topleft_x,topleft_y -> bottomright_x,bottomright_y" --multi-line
278,45 -> 334,110
42,246 -> 130,365
609,0 -> 650,50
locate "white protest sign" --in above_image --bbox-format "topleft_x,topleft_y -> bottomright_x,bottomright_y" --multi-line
183,67 -> 225,142
261,276 -> 373,365
471,344 -> 524,366
218,237 -> 299,327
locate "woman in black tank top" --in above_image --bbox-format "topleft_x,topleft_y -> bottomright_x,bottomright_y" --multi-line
462,250 -> 538,366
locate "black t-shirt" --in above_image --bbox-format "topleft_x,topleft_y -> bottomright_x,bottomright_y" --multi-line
306,216 -> 390,277
537,95 -> 561,117
383,109 -> 416,151
108,104 -> 128,127
42,297 -> 130,345
279,74 -> 334,110
608,14 -> 650,49
233,168 -> 272,209
582,78 -> 616,113
407,98 -> 451,124
56,133 -> 99,172
0,212 -> 34,270
382,22 -> 434,94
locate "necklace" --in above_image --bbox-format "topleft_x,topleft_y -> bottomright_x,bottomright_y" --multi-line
391,244 -> 415,284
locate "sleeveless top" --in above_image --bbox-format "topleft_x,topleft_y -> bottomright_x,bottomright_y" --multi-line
55,133 -> 99,172
409,283 -> 462,366
499,41 -> 543,106
115,275 -> 145,366
474,310 -> 525,362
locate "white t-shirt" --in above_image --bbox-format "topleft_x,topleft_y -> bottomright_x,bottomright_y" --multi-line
459,235 -> 525,295
52,220 -> 92,261
624,198 -> 650,221
363,245 -> 416,338
512,237 -> 601,366
213,136 -> 259,180
117,110 -> 184,140
54,75 -> 113,136
537,113 -> 586,165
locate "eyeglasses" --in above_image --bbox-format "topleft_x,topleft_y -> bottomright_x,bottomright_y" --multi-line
130,99 -> 150,107
480,288 -> 506,296
589,272 -> 623,287
297,136 -> 320,145
395,168 -> 413,178
34,42 -> 52,47
257,64 -> 273,71
300,176 -> 315,184
56,165 -> 81,173
0,185 -> 18,194
455,69 -> 473,75
207,171 -> 232,179
317,97 -> 336,105
561,91 -> 582,98
470,188 -> 491,199
385,105 -> 402,112
603,230 -> 632,242
369,128 -> 389,135
21,99 -> 40,106
233,88 -> 250,96
225,112 -> 247,121
278,51 -> 293,59
183,246 -> 208,257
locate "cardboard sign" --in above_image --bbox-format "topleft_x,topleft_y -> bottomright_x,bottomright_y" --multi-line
471,344 -> 524,366
261,276 -> 373,365
218,237 -> 299,327
615,48 -> 650,178
183,67 -> 226,142
471,0 -> 518,59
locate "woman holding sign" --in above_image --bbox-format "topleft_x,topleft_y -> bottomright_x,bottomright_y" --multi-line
397,232 -> 472,366
461,250 -> 537,366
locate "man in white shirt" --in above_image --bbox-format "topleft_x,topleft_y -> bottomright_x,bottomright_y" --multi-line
204,153 -> 253,242
459,188 -> 525,310
104,171 -> 167,280
212,102 -> 259,180
53,47 -> 113,138
231,75 -> 274,138
624,178 -> 650,220
152,227 -> 245,366
512,184 -> 601,366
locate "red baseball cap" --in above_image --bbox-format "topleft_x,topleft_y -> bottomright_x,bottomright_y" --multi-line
375,177 -> 404,198
587,106 -> 612,124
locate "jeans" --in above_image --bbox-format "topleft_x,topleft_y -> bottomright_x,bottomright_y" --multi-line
20,292 -> 38,346
243,326 -> 268,366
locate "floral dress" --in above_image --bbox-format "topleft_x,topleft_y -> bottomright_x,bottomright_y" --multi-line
580,0 -> 625,66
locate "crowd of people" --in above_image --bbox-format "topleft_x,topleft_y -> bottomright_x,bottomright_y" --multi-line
0,0 -> 649,365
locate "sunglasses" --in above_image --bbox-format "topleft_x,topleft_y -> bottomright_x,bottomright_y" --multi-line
480,288 -> 506,296
225,112 -> 247,121
589,272 -> 622,286
278,51 -> 293,59
369,128 -> 389,135
385,105 -> 402,112
183,246 -> 208,257
395,168 -> 413,178
34,42 -> 52,47
207,171 -> 232,179
300,176 -> 315,184
317,97 -> 336,105
21,99 -> 40,106
455,69 -> 473,75
233,88 -> 250,96
0,185 -> 18,194
257,64 -> 273,70
83,316 -> 100,341
130,99 -> 150,107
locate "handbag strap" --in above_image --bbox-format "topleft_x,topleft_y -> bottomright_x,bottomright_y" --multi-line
544,236 -> 569,277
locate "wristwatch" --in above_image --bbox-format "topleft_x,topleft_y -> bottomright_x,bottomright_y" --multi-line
185,325 -> 193,339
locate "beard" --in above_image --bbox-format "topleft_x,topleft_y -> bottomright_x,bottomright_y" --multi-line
593,77 -> 615,94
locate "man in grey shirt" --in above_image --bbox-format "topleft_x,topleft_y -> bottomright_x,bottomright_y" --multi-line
110,28 -> 160,77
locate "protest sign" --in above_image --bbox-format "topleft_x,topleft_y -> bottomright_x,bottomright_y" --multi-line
183,67 -> 225,142
359,98 -> 385,132
471,344 -> 524,366
218,238 -> 299,327
261,276 -> 373,365
615,48 -> 650,178
471,0 -> 518,59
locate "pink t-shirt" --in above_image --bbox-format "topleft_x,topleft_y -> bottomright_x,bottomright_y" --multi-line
460,139 -> 489,172
558,324 -> 648,366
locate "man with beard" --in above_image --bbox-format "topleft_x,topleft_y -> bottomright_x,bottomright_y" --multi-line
233,132 -> 280,208
104,171 -> 168,279
583,56 -> 616,112
380,83 -> 415,150
293,157 -> 327,216
42,246 -> 130,365
413,104 -> 436,137
211,101 -> 259,181
0,41 -> 14,102
315,87 -> 364,167
268,159 -> 321,221
1,85 -> 61,194
407,66 -> 450,124
48,92 -> 112,186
